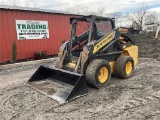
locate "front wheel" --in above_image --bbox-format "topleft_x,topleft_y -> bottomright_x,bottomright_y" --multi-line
86,59 -> 111,88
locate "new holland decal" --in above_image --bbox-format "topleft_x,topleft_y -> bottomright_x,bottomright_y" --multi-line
93,32 -> 114,53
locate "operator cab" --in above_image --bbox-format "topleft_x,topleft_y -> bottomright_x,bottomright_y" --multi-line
69,15 -> 115,57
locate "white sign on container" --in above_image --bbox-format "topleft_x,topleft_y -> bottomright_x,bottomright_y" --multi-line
16,20 -> 49,40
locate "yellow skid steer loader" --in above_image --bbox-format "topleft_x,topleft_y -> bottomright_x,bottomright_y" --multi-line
28,15 -> 138,104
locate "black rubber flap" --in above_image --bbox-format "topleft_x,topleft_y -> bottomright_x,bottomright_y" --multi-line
27,66 -> 88,104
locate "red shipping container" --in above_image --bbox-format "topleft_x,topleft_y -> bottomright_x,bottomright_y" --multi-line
0,6 -> 78,63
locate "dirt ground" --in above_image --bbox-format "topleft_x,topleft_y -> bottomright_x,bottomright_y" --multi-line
135,34 -> 160,59
0,35 -> 160,120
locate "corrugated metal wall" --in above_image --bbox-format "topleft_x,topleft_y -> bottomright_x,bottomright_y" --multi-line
0,9 -> 73,63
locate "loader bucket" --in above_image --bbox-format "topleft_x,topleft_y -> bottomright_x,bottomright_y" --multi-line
27,66 -> 88,104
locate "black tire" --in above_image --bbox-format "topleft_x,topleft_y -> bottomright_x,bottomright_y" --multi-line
114,56 -> 134,79
86,59 -> 111,88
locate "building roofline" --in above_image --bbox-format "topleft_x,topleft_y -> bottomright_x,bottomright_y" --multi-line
0,5 -> 79,16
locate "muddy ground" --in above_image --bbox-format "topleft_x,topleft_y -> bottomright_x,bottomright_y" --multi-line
135,34 -> 160,59
0,35 -> 160,120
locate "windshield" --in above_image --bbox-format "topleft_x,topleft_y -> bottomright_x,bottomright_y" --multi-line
95,20 -> 112,37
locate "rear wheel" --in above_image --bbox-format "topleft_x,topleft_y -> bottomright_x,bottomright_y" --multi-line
114,56 -> 134,79
86,59 -> 111,88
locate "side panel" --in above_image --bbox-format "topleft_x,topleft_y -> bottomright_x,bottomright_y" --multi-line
122,45 -> 138,66
109,61 -> 115,73
93,32 -> 114,53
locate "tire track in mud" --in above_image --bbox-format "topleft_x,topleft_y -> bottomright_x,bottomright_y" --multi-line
87,89 -> 160,120
40,84 -> 127,120
0,84 -> 59,120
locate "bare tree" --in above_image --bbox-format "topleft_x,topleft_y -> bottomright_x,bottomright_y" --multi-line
109,12 -> 122,19
106,12 -> 122,27
23,1 -> 31,8
145,13 -> 158,24
65,6 -> 90,15
127,2 -> 148,29
94,7 -> 105,16
130,21 -> 141,28
31,0 -> 39,8
8,0 -> 20,6
64,6 -> 106,16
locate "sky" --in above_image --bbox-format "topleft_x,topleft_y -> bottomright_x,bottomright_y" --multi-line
1,0 -> 160,14
34,0 -> 160,27
27,0 -> 160,14
0,0 -> 160,27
